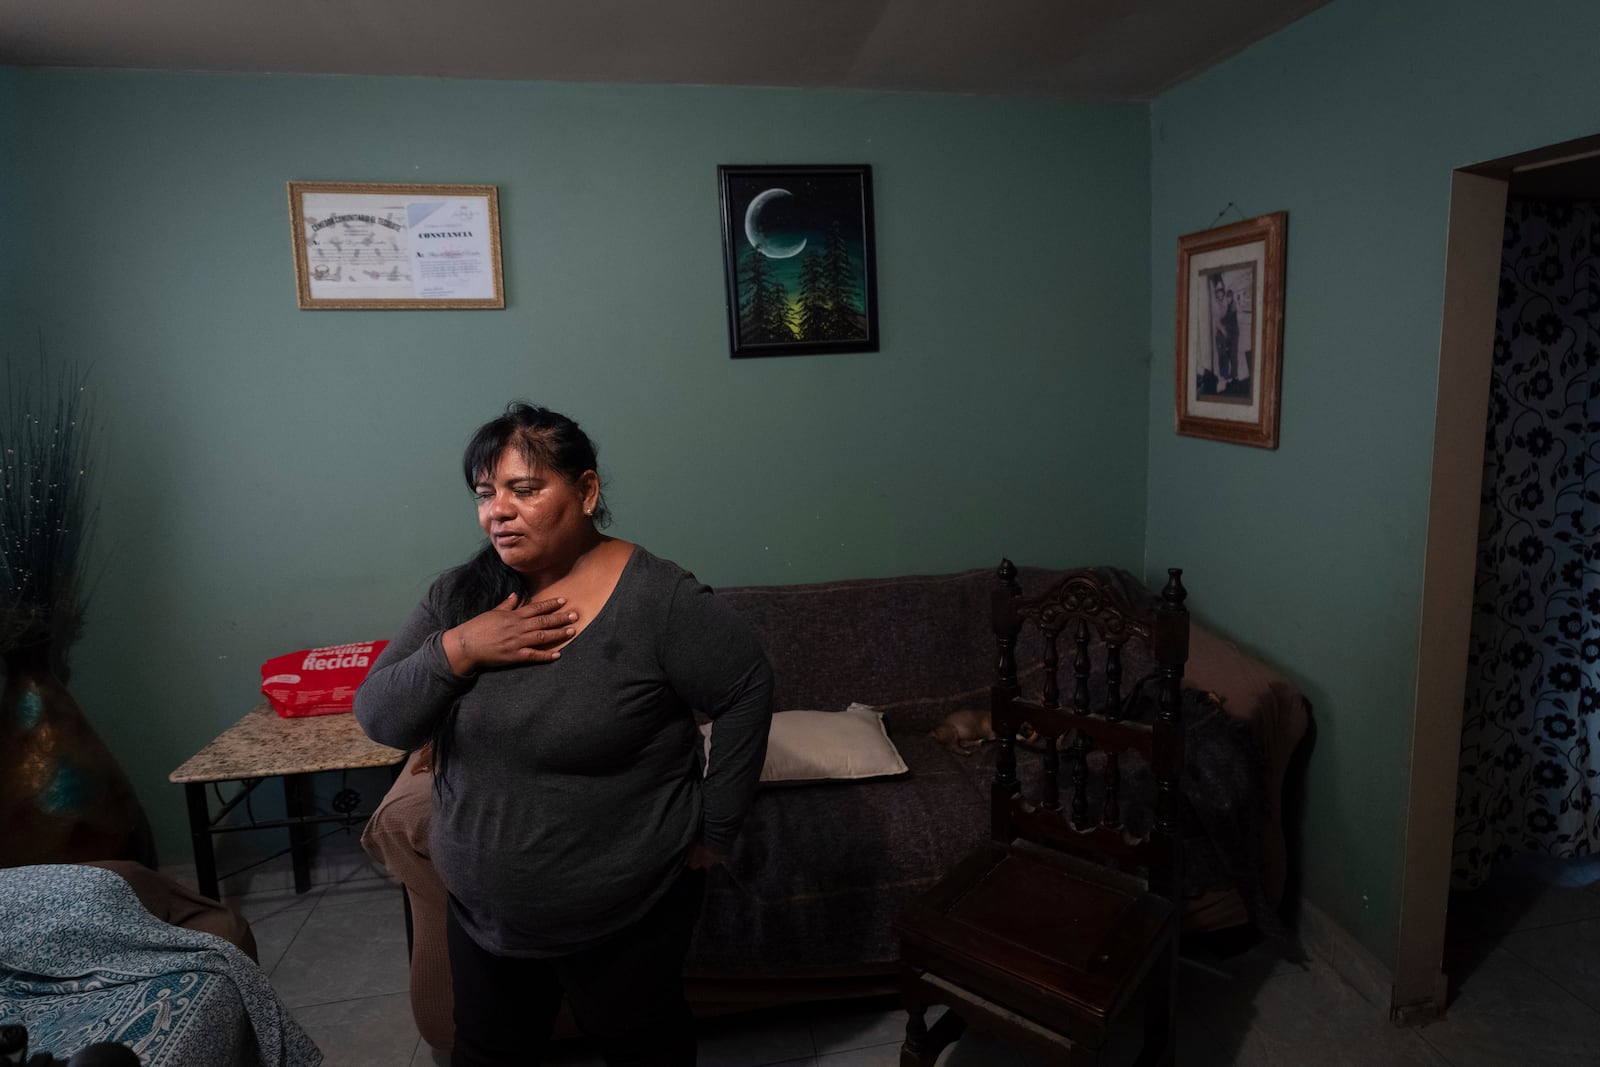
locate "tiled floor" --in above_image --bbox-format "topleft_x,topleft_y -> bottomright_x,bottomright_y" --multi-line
197,835 -> 1600,1065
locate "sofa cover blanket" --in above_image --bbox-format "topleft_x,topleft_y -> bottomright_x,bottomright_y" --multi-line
690,566 -> 1282,976
692,687 -> 1272,974
0,865 -> 320,1066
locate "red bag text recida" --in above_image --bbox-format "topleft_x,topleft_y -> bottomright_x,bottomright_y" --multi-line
260,641 -> 389,718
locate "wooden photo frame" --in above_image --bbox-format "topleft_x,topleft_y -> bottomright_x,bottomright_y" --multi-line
1174,211 -> 1286,448
288,181 -> 505,309
718,164 -> 878,358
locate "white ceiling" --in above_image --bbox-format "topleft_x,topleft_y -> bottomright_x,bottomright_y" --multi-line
0,0 -> 1332,100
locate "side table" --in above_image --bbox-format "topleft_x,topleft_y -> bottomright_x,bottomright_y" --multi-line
169,702 -> 406,900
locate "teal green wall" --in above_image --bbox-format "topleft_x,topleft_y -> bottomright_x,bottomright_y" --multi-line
3,70 -> 1150,859
1146,0 -> 1600,964
0,68 -> 28,355
0,69 -> 13,262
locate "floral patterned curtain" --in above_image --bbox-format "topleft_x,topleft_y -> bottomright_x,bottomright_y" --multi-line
1453,198 -> 1600,889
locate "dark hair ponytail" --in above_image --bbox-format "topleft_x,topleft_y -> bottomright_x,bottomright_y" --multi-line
429,403 -> 607,794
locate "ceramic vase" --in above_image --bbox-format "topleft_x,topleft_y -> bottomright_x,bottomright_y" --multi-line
0,643 -> 156,869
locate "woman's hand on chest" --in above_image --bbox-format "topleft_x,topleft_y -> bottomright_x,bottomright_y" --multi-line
443,594 -> 578,675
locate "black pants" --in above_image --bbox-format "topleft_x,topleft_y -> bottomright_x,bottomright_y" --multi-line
445,869 -> 706,1067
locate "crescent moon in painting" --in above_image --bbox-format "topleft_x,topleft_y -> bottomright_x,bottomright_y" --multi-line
744,188 -> 807,259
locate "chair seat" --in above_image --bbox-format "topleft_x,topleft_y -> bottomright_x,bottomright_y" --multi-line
896,841 -> 1176,1045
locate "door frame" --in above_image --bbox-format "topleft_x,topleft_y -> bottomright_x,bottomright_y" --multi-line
1394,134 -> 1600,1020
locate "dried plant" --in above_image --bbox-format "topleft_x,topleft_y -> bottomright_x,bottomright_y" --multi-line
0,360 -> 99,665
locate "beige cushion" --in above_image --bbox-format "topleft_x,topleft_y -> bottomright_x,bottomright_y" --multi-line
703,703 -> 908,784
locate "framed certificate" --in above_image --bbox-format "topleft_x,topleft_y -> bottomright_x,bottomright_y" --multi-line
287,181 -> 505,309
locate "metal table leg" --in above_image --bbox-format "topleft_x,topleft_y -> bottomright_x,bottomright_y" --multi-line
184,782 -> 220,901
284,772 -> 315,894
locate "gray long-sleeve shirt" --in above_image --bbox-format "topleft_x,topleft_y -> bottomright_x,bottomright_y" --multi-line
354,546 -> 773,957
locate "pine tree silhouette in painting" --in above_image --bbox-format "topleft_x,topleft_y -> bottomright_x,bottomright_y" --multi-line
820,222 -> 865,339
796,249 -> 831,342
765,281 -> 797,342
738,249 -> 797,343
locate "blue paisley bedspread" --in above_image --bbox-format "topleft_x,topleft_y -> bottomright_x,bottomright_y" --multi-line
0,865 -> 321,1066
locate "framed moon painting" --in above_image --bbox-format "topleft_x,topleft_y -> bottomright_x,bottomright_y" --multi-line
717,164 -> 879,357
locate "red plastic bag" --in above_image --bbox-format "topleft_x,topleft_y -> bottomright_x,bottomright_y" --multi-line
260,641 -> 388,718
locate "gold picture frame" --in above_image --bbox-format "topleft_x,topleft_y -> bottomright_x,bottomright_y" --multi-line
288,181 -> 505,309
1174,211 -> 1286,448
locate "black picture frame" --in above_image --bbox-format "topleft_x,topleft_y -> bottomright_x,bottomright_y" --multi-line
718,164 -> 879,358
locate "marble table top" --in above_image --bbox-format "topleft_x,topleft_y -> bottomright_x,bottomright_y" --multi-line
169,702 -> 405,784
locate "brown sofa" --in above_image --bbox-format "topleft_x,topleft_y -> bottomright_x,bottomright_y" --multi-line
361,564 -> 1310,1050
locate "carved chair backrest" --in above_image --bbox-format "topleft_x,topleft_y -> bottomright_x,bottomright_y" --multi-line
989,561 -> 1190,901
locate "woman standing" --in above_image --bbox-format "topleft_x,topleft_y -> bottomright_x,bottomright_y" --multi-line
355,403 -> 773,1067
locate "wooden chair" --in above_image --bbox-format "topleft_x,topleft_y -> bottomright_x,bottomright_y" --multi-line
894,561 -> 1190,1066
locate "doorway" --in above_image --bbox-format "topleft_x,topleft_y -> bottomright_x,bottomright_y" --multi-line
1395,134 -> 1600,1021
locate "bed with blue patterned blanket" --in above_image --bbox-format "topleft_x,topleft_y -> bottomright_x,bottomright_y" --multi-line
0,865 -> 320,1066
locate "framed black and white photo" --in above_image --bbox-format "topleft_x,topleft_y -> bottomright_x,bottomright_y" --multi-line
717,165 -> 878,358
1174,211 -> 1286,448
